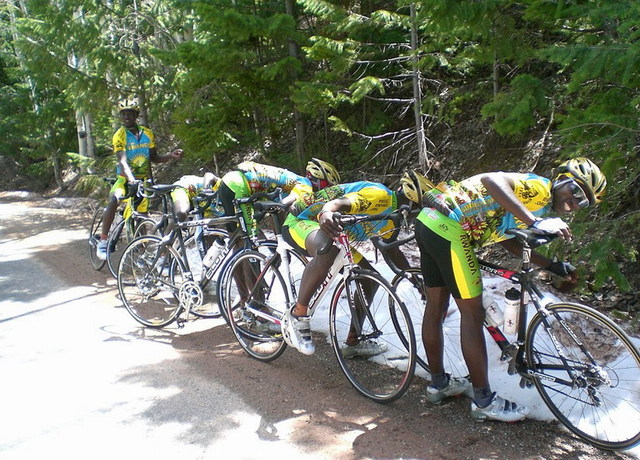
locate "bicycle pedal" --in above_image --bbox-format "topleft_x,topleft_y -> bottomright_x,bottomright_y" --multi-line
177,318 -> 185,328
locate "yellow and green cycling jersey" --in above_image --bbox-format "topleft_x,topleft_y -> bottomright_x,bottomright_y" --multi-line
112,125 -> 155,179
235,161 -> 312,201
418,172 -> 552,248
288,181 -> 398,244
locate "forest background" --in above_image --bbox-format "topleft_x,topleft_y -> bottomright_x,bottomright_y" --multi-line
1,0 -> 638,327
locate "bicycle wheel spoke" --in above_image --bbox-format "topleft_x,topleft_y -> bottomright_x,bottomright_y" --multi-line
526,303 -> 640,450
330,270 -> 416,403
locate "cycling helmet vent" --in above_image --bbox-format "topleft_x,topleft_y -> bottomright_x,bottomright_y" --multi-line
400,170 -> 435,204
306,158 -> 340,185
118,97 -> 140,113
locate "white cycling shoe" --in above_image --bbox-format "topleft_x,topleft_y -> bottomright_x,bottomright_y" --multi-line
471,393 -> 530,422
282,310 -> 315,355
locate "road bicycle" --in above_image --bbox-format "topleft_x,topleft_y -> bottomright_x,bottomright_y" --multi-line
376,227 -> 640,450
116,187 -> 305,327
88,178 -> 158,276
224,207 -> 416,403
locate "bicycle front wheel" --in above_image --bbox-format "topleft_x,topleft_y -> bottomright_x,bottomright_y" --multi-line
88,207 -> 106,270
224,250 -> 288,361
526,302 -> 640,450
117,235 -> 185,327
330,269 -> 416,403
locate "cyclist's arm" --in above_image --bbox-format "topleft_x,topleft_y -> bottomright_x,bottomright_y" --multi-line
480,173 -> 538,227
317,197 -> 351,239
150,147 -> 183,163
116,150 -> 137,183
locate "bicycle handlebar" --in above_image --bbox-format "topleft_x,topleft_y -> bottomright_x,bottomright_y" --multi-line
371,233 -> 415,252
505,227 -> 558,249
234,188 -> 283,206
192,188 -> 218,214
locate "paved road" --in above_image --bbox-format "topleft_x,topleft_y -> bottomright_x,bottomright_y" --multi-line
0,195 -> 337,460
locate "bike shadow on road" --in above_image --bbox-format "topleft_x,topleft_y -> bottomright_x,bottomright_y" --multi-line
109,323 -> 624,460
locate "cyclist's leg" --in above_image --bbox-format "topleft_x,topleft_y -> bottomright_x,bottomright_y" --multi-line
416,216 -> 479,402
101,177 -> 126,239
282,216 -> 338,317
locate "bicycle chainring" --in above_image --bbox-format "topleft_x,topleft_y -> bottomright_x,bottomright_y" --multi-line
179,281 -> 204,311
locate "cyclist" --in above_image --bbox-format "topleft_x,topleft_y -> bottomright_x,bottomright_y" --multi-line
217,158 -> 340,236
171,172 -> 220,222
96,98 -> 183,260
413,158 -> 606,422
280,174 -> 426,356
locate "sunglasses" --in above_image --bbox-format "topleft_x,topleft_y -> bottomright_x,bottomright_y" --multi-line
568,180 -> 590,208
308,175 -> 330,190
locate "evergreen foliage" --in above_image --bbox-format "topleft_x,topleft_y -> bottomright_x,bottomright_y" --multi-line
0,0 -> 638,294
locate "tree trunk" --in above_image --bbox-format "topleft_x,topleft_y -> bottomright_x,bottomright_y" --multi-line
285,0 -> 305,170
410,4 -> 427,170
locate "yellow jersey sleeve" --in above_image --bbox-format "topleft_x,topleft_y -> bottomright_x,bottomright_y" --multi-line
112,127 -> 126,153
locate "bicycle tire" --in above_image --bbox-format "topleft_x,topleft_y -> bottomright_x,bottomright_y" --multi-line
134,217 -> 162,238
117,235 -> 185,327
330,269 -> 416,403
217,241 -> 307,325
526,302 -> 640,450
391,268 -> 467,379
88,207 -> 106,271
224,250 -> 288,361
106,219 -> 127,278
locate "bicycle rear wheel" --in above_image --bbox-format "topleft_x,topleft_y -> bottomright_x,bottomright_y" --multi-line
330,269 -> 416,403
391,268 -> 467,379
224,250 -> 287,361
117,235 -> 185,327
134,217 -> 162,238
88,207 -> 106,270
217,241 -> 306,325
526,302 -> 640,450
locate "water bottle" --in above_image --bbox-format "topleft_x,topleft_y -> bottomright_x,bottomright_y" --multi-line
202,238 -> 225,269
482,291 -> 504,327
503,288 -> 521,335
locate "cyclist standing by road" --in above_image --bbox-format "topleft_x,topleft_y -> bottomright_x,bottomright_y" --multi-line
413,158 -> 606,422
96,98 -> 183,260
281,174 -> 427,356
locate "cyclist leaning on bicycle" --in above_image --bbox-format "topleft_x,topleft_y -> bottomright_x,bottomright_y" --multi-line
409,158 -> 607,422
171,172 -> 220,223
96,98 -> 183,260
281,179 -> 415,357
216,158 -> 339,236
